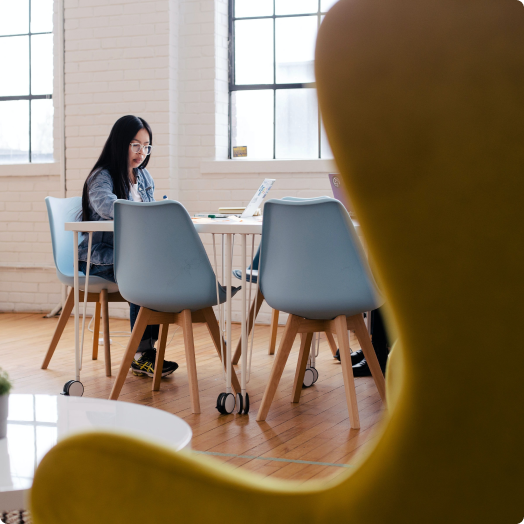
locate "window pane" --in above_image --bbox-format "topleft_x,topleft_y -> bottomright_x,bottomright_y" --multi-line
31,99 -> 54,163
321,0 -> 338,13
0,36 -> 29,96
235,19 -> 273,85
0,0 -> 29,36
276,17 -> 317,84
0,100 -> 30,164
231,90 -> 274,159
31,0 -> 53,33
31,34 -> 53,95
321,119 -> 333,159
275,88 -> 318,159
275,0 -> 318,15
235,0 -> 273,18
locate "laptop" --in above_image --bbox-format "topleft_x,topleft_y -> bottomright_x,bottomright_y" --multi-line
241,178 -> 276,218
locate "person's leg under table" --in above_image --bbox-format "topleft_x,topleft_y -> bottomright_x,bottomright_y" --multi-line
370,307 -> 390,370
79,262 -> 178,377
129,303 -> 178,377
80,262 -> 160,352
129,303 -> 159,352
351,307 -> 391,377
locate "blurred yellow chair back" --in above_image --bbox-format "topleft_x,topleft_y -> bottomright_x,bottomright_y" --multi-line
31,1 -> 524,522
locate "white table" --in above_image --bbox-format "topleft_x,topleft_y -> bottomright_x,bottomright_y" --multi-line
0,394 -> 192,511
65,217 -> 264,410
64,215 -> 363,410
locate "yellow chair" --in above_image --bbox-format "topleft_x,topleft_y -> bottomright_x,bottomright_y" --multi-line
30,0 -> 524,522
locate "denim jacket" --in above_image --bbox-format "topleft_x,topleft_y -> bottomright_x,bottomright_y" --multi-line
78,167 -> 156,265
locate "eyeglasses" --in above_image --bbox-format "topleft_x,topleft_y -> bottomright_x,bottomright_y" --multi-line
130,143 -> 153,155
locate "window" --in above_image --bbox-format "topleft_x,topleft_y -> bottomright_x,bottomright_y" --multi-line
229,0 -> 337,160
0,0 -> 54,164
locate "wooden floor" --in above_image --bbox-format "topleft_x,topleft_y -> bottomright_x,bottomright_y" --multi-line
0,312 -> 386,483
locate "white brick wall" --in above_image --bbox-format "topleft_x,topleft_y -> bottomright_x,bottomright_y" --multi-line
63,0 -> 175,198
0,174 -> 62,313
1,0 -> 337,323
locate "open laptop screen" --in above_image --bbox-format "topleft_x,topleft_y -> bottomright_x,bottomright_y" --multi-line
241,178 -> 276,218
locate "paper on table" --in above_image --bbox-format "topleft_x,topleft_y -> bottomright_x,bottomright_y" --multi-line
241,179 -> 276,218
192,216 -> 242,223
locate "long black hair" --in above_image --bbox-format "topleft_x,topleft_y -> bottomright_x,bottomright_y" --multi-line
80,115 -> 153,221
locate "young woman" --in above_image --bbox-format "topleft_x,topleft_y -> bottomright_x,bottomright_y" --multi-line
78,115 -> 178,378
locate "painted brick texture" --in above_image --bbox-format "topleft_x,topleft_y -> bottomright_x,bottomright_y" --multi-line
1,0 -> 336,323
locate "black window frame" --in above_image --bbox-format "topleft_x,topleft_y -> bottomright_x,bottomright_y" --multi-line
228,0 -> 331,160
0,0 -> 53,164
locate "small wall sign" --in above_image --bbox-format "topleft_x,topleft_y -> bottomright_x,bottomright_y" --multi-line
233,146 -> 247,157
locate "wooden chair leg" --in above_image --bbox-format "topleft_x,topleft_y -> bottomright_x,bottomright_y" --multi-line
92,301 -> 101,360
268,309 -> 280,355
232,288 -> 264,365
325,331 -> 338,357
334,315 -> 360,429
256,314 -> 302,422
100,289 -> 111,377
351,314 -> 387,403
292,332 -> 313,403
109,308 -> 151,400
42,288 -> 75,369
181,309 -> 200,414
153,323 -> 169,391
201,307 -> 241,394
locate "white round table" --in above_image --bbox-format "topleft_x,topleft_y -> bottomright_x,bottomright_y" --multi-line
0,394 -> 192,512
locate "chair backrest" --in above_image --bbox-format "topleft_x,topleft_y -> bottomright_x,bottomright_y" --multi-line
259,197 -> 383,319
45,196 -> 82,279
113,200 -> 219,312
249,196 -> 329,271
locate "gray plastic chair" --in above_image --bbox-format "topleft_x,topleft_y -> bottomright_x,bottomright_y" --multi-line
231,196 -> 339,365
109,200 -> 241,413
42,197 -> 124,376
256,197 -> 387,428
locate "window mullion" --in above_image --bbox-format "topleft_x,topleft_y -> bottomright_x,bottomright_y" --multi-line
29,0 -> 32,162
228,0 -> 234,158
272,0 -> 276,159
0,31 -> 52,39
318,0 -> 321,158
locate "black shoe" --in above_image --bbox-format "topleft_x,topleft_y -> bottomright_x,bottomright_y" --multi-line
131,349 -> 178,377
334,349 -> 365,366
351,358 -> 372,377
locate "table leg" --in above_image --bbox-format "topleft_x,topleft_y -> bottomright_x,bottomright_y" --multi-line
220,235 -> 225,351
225,233 -> 232,394
241,234 -> 247,395
73,231 -> 80,382
79,232 -> 92,371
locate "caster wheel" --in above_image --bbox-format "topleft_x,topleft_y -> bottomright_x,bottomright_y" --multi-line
302,368 -> 315,388
236,393 -> 250,414
311,367 -> 319,384
236,393 -> 243,414
216,392 -> 226,413
61,380 -> 84,397
216,392 -> 236,415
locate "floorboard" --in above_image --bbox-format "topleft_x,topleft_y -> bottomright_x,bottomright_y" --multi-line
0,312 -> 386,482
